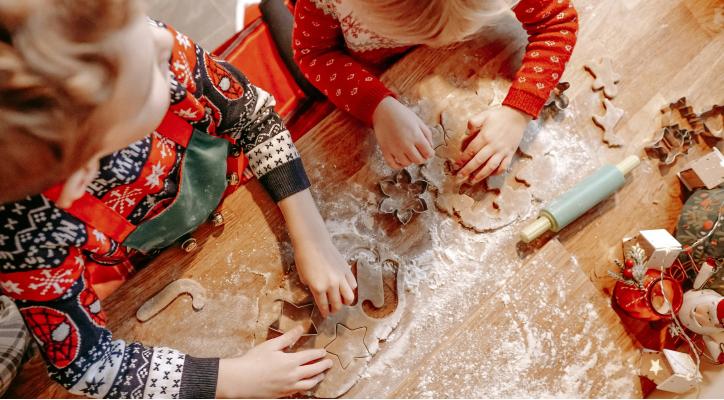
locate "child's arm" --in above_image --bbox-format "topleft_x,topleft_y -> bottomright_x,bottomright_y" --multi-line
458,0 -> 578,183
0,215 -> 218,398
0,196 -> 332,399
292,0 -> 434,169
176,28 -> 356,314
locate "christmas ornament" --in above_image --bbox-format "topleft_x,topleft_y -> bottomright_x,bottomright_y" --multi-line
640,349 -> 702,394
623,230 -> 682,271
678,289 -> 723,336
612,268 -> 683,321
675,188 -> 724,263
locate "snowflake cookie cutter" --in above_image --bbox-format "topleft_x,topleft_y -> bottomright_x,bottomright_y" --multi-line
378,169 -> 429,225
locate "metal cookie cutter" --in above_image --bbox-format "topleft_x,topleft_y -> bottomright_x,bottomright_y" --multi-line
378,169 -> 429,225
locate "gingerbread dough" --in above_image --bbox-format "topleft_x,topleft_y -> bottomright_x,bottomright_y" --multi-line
592,98 -> 625,147
584,57 -> 621,99
136,278 -> 206,322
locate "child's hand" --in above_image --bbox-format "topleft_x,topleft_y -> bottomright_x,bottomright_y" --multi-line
278,189 -> 357,317
456,105 -> 532,184
372,96 -> 435,169
294,237 -> 356,318
216,327 -> 333,398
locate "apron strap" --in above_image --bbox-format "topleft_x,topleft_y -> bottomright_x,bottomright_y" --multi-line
42,184 -> 136,243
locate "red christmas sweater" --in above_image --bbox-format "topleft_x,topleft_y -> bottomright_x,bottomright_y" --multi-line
0,21 -> 309,399
292,0 -> 579,124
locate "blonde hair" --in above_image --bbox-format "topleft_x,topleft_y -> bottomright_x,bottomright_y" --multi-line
0,0 -> 137,203
347,0 -> 515,47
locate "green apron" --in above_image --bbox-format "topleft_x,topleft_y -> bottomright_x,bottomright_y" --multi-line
44,112 -> 232,254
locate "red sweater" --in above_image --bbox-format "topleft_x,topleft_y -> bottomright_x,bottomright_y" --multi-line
292,0 -> 578,124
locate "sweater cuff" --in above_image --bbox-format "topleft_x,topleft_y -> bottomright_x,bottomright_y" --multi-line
259,157 -> 312,202
359,84 -> 396,126
502,87 -> 547,119
179,356 -> 219,399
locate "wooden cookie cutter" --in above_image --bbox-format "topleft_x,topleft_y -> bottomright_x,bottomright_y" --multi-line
378,169 -> 429,225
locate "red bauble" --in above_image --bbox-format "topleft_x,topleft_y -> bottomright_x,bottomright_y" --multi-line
622,268 -> 634,279
624,259 -> 635,268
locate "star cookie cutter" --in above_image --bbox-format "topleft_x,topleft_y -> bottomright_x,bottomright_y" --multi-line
378,169 -> 429,225
269,300 -> 319,337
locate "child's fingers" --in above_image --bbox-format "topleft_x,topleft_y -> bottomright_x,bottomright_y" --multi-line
421,123 -> 434,147
494,155 -> 512,175
345,269 -> 357,290
458,145 -> 493,179
327,286 -> 342,314
292,373 -> 326,391
471,153 -> 503,184
268,326 -> 304,350
296,357 -> 333,378
416,140 -> 434,160
314,292 -> 330,318
293,348 -> 328,366
339,279 -> 355,306
458,132 -> 487,166
405,147 -> 426,164
394,153 -> 413,168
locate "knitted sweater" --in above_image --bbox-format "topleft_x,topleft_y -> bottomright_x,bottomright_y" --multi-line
292,0 -> 579,124
0,21 -> 309,398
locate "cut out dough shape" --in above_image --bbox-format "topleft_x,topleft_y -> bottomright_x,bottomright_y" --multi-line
356,257 -> 384,308
584,57 -> 621,99
324,324 -> 371,369
592,98 -> 625,147
269,301 -> 317,336
136,278 -> 206,322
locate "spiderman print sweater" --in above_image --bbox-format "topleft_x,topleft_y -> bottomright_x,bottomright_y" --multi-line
292,0 -> 578,125
0,21 -> 310,398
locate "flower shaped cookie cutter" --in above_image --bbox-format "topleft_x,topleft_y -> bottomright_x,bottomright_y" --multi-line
378,169 -> 429,225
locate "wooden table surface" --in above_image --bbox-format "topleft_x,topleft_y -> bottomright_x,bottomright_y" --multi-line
7,0 -> 723,397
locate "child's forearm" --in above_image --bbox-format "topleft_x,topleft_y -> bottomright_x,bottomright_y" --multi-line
278,189 -> 329,246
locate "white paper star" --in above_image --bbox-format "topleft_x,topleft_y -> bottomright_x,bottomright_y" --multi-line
650,359 -> 663,376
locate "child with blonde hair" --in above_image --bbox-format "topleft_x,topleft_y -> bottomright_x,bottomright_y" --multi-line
293,0 -> 578,183
0,0 -> 355,397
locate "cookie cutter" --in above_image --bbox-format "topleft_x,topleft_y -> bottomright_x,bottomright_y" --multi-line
378,169 -> 429,225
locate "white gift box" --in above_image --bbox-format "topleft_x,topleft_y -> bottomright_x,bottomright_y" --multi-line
641,349 -> 702,394
677,148 -> 724,191
636,229 -> 682,270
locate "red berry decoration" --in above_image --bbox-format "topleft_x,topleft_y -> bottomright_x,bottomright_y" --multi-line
622,268 -> 634,279
624,259 -> 635,269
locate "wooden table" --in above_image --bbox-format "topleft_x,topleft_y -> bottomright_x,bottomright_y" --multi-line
8,0 -> 723,397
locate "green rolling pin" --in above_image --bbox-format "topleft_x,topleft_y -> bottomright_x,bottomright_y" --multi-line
520,155 -> 640,243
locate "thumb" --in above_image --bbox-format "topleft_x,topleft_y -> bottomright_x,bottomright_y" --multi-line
268,326 -> 304,350
468,112 -> 488,131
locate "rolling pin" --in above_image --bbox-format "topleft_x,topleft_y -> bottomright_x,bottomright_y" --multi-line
520,155 -> 640,243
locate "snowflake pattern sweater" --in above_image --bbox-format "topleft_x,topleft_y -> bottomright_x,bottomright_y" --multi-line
0,21 -> 310,398
292,0 -> 579,124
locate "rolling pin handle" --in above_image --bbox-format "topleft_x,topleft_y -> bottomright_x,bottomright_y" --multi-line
615,155 -> 640,176
520,216 -> 553,243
